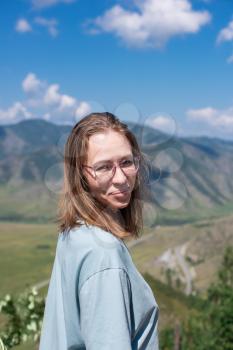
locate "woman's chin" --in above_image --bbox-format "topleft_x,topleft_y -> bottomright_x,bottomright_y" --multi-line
98,193 -> 131,211
109,200 -> 130,210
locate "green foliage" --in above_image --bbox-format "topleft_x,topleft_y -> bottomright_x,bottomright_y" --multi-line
159,327 -> 174,350
160,245 -> 233,350
143,272 -> 205,310
0,337 -> 8,350
0,288 -> 45,349
0,246 -> 232,349
205,245 -> 233,350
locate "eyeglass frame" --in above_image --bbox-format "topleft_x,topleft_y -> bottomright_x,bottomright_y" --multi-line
82,155 -> 140,182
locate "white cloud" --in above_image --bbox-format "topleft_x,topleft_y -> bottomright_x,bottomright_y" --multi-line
144,114 -> 177,136
44,84 -> 76,110
87,0 -> 211,48
149,115 -> 174,128
0,73 -> 91,125
44,84 -> 61,105
43,112 -> 51,121
187,106 -> 233,130
59,95 -> 76,110
34,17 -> 58,37
31,0 -> 75,10
22,73 -> 44,93
15,19 -> 32,33
75,102 -> 91,118
0,102 -> 32,124
217,20 -> 233,44
15,16 -> 59,38
227,54 -> 233,64
187,107 -> 217,121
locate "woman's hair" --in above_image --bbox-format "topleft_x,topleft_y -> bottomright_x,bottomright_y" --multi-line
56,112 -> 150,239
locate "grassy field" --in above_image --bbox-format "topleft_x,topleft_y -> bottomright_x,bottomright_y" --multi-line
0,215 -> 233,349
0,222 -> 57,297
0,222 -> 57,350
14,340 -> 36,350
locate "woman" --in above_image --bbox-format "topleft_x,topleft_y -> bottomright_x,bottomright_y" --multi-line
39,112 -> 159,350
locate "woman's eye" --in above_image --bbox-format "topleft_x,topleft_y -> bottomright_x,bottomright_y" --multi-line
121,160 -> 133,166
96,164 -> 111,171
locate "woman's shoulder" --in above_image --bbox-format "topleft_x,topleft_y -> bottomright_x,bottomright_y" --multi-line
57,222 -> 130,293
58,222 -> 128,267
59,222 -> 123,249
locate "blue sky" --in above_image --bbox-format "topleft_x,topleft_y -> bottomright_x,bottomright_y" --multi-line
0,0 -> 233,140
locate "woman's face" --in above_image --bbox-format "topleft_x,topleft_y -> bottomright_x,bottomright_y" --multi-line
83,130 -> 137,212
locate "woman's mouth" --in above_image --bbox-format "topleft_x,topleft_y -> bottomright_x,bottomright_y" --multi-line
110,189 -> 130,196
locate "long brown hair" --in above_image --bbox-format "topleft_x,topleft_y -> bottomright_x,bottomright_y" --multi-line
56,112 -> 150,240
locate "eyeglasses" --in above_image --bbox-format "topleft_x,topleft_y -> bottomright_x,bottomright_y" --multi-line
83,155 -> 140,184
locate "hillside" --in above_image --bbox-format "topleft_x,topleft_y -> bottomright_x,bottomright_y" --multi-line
1,217 -> 231,350
1,119 -> 233,225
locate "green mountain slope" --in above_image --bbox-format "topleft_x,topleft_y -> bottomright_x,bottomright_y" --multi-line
1,119 -> 233,224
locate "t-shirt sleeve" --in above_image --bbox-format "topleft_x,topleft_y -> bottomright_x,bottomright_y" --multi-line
78,267 -> 133,350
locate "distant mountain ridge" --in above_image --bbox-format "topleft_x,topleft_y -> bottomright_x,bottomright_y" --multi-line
0,118 -> 233,223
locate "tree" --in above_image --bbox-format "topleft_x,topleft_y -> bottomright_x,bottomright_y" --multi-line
160,246 -> 233,350
0,288 -> 44,349
182,245 -> 233,350
206,246 -> 233,350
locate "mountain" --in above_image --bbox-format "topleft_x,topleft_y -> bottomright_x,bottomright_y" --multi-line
0,118 -> 233,224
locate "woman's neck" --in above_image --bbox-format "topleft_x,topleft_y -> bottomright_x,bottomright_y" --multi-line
105,206 -> 124,225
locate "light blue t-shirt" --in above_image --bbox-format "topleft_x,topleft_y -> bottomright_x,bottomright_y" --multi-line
39,222 -> 160,350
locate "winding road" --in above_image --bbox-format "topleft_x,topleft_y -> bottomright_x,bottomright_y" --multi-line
174,245 -> 192,295
33,231 -> 193,296
32,231 -> 156,291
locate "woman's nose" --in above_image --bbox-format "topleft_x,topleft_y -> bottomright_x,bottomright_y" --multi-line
112,165 -> 127,182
